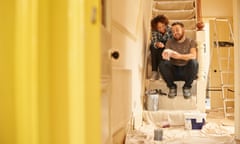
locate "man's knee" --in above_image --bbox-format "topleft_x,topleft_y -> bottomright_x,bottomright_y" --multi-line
187,60 -> 199,80
159,60 -> 172,74
159,60 -> 172,67
188,59 -> 198,68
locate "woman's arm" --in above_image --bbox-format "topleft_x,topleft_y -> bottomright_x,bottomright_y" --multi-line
151,31 -> 164,49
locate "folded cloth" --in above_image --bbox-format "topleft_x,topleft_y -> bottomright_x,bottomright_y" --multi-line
201,122 -> 233,137
162,49 -> 178,60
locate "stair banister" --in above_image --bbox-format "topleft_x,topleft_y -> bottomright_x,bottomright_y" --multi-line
196,0 -> 204,30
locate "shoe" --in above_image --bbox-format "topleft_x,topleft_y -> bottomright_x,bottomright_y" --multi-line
150,71 -> 159,80
168,87 -> 177,98
183,87 -> 192,99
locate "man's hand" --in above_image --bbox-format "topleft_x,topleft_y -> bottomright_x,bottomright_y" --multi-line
155,42 -> 164,48
171,53 -> 182,59
170,48 -> 197,61
162,51 -> 170,60
162,49 -> 179,60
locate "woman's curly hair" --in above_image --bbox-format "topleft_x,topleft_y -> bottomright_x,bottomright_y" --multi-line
151,15 -> 169,31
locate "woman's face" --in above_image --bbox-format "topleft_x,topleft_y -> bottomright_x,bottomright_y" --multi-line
156,22 -> 166,34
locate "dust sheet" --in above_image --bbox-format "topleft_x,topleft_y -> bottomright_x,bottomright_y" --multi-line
125,123 -> 234,144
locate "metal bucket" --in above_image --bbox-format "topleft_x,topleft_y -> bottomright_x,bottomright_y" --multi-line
145,93 -> 159,111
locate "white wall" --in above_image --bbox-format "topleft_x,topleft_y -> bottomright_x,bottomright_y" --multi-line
111,0 -> 151,136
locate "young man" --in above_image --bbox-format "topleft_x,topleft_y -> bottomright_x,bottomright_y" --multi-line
160,22 -> 198,99
150,15 -> 172,80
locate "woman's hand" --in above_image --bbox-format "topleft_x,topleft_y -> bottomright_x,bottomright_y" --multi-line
156,42 -> 164,48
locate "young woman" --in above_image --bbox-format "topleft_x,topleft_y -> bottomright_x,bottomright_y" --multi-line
150,15 -> 172,80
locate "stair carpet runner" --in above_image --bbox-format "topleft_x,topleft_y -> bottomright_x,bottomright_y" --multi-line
144,0 -> 199,126
152,0 -> 197,40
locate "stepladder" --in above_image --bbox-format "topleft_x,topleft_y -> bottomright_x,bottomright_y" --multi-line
210,18 -> 235,118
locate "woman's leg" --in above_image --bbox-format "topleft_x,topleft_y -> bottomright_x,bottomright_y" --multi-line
150,46 -> 160,80
150,46 -> 159,72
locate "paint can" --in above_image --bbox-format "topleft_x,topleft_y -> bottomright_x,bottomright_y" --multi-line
154,128 -> 163,141
145,93 -> 159,111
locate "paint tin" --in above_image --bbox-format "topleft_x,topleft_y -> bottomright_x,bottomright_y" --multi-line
145,93 -> 159,111
154,128 -> 163,141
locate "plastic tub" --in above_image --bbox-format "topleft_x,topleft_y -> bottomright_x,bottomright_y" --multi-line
184,113 -> 206,130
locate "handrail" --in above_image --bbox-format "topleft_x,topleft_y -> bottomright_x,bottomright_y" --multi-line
196,0 -> 204,31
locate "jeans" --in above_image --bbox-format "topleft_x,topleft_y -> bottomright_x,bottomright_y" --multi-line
150,45 -> 164,71
159,59 -> 199,88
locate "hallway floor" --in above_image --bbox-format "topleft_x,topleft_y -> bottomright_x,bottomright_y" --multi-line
126,109 -> 235,144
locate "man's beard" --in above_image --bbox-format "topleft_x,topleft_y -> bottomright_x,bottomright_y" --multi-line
174,32 -> 184,41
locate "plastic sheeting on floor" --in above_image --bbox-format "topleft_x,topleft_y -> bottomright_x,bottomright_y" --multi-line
125,123 -> 235,144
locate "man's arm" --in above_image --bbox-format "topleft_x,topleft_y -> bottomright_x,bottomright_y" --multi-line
171,47 -> 197,61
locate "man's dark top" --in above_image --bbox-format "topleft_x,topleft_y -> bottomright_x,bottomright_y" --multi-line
165,37 -> 197,66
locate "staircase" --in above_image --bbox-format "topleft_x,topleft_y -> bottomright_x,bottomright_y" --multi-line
152,0 -> 197,40
143,0 -> 207,126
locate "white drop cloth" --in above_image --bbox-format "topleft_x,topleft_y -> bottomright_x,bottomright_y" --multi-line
125,123 -> 234,144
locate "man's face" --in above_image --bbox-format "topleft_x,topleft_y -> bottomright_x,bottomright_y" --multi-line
156,22 -> 166,34
172,25 -> 185,41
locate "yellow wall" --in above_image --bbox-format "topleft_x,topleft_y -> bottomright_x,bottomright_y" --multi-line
0,1 -> 16,144
0,0 -> 101,144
